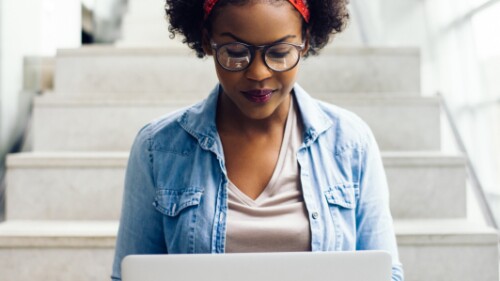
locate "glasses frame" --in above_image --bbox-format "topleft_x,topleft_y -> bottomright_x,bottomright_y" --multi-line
210,40 -> 306,72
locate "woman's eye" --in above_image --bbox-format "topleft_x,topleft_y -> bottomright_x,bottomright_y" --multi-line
267,51 -> 290,59
226,49 -> 248,58
268,45 -> 294,59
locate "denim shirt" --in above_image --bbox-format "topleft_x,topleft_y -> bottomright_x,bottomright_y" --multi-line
112,84 -> 404,281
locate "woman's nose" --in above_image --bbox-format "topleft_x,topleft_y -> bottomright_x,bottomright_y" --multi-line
245,52 -> 273,81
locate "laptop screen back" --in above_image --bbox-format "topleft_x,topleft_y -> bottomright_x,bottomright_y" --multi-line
122,251 -> 391,281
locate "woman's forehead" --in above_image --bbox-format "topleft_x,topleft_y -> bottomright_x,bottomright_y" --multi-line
210,1 -> 303,44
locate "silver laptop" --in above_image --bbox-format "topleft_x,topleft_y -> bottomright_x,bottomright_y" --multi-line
122,251 -> 392,281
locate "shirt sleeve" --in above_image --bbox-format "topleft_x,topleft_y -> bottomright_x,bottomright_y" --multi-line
355,130 -> 404,281
111,125 -> 168,281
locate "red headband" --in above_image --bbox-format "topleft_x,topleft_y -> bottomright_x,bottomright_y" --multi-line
203,0 -> 310,23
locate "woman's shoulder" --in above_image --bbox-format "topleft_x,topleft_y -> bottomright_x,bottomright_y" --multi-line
313,99 -> 375,151
294,85 -> 373,148
133,101 -> 206,151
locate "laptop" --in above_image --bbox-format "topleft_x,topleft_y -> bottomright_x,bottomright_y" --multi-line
122,251 -> 392,281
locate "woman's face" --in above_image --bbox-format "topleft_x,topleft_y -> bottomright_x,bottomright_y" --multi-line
205,1 -> 307,121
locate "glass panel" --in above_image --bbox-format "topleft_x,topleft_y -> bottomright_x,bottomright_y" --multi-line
421,0 -> 500,225
469,1 -> 500,224
468,0 -> 495,9
471,2 -> 500,61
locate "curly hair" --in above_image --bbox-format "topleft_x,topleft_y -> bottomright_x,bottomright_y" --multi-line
165,0 -> 349,58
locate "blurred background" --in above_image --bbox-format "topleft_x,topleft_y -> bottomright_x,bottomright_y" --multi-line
2,0 -> 497,226
0,1 -> 499,280
0,0 -> 495,216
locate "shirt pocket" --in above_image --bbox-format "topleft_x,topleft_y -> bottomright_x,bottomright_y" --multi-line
154,187 -> 203,217
324,183 -> 358,209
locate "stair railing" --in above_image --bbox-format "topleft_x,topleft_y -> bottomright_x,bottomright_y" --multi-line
438,92 -> 499,229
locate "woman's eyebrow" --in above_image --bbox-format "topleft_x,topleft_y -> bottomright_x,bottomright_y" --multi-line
219,32 -> 297,44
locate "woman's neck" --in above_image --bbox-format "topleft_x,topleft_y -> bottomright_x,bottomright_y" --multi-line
216,92 -> 291,139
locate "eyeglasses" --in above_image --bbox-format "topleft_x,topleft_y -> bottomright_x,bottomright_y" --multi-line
210,40 -> 305,72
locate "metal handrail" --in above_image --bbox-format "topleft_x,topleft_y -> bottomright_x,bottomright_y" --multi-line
438,92 -> 498,229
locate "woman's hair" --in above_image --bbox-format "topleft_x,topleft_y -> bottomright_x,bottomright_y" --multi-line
165,0 -> 349,58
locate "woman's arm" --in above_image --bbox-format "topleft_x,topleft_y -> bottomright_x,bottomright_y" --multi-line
111,125 -> 167,281
355,131 -> 404,281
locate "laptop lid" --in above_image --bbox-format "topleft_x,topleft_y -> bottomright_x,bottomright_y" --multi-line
122,251 -> 392,281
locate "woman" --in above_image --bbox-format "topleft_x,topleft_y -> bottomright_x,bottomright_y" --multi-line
112,0 -> 404,280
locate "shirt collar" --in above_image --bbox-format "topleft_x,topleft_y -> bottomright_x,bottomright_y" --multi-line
292,83 -> 333,146
177,84 -> 223,157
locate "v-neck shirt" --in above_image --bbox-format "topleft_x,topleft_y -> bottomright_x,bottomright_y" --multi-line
225,96 -> 312,253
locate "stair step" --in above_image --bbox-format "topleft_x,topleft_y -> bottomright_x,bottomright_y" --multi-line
383,152 -> 466,219
32,95 -> 441,152
54,46 -> 420,96
0,219 -> 496,281
395,219 -> 500,281
6,152 -> 127,221
0,220 -> 117,247
0,220 -> 115,281
5,152 -> 465,221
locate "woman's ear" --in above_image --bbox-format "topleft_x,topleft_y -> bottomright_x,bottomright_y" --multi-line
301,29 -> 311,56
202,29 -> 213,56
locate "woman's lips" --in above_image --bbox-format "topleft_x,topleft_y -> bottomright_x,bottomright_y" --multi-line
241,89 -> 274,103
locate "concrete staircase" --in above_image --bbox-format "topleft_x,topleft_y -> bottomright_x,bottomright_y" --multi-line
0,45 -> 498,281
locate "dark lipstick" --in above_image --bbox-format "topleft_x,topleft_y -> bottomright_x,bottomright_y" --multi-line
241,89 -> 274,103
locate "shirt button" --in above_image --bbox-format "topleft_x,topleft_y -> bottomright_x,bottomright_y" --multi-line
312,212 -> 319,219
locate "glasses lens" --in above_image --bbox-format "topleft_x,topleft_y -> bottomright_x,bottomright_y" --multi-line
217,43 -> 251,71
265,44 -> 300,71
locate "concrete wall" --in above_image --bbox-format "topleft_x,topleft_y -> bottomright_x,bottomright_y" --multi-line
0,0 -> 4,221
119,0 -> 368,47
0,0 -> 4,156
0,0 -> 81,157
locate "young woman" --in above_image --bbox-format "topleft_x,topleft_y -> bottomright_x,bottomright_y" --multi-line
112,1 -> 404,280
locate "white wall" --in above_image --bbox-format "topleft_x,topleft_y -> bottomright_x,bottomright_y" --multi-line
119,0 -> 181,46
118,0 -> 368,47
0,0 -> 81,155
0,0 -> 3,154
423,0 -> 500,195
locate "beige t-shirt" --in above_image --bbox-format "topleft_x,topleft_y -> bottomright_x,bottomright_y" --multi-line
225,97 -> 312,252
